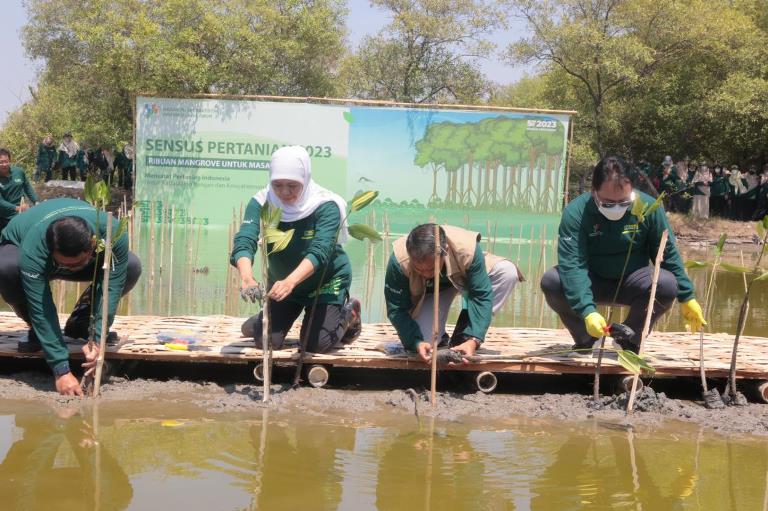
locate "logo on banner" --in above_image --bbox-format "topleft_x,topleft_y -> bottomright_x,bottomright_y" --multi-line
142,103 -> 160,118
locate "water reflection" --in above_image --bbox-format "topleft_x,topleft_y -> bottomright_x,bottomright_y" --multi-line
1,405 -> 767,510
0,407 -> 132,510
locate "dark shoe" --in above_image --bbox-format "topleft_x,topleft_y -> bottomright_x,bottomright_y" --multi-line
64,286 -> 92,339
18,329 -> 42,353
571,337 -> 597,354
241,311 -> 264,342
612,337 -> 640,354
340,298 -> 362,345
449,309 -> 470,346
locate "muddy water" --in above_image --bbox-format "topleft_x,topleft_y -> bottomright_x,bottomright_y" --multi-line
0,399 -> 766,511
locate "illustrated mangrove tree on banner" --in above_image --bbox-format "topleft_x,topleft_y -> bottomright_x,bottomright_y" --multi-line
414,117 -> 566,213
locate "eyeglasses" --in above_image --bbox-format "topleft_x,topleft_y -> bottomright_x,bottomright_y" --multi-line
595,192 -> 635,209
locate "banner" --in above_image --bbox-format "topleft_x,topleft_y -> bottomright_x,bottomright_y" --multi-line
135,96 -> 572,230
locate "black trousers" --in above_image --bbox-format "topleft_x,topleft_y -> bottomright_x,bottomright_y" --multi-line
61,166 -> 77,181
0,243 -> 142,326
540,265 -> 678,346
251,299 -> 348,354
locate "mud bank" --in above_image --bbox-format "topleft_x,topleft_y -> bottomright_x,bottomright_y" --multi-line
1,368 -> 767,436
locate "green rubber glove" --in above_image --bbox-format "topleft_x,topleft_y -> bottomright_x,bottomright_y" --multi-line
681,299 -> 707,332
584,312 -> 608,338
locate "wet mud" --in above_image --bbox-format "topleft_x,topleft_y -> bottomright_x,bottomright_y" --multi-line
2,361 -> 768,437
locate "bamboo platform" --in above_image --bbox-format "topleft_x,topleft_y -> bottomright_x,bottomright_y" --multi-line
0,312 -> 766,380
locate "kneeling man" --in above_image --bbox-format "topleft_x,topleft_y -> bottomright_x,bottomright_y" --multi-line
0,198 -> 142,395
540,156 -> 705,353
385,223 -> 522,363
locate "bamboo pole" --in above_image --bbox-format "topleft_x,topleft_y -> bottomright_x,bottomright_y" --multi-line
626,230 -> 668,413
537,225 -> 548,328
93,213 -> 114,396
167,205 -> 175,316
430,224 -> 441,408
259,218 -> 271,402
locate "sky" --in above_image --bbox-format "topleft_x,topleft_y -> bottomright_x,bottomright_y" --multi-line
0,0 -> 534,127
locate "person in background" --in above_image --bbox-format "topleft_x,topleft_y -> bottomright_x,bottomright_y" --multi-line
755,164 -> 768,220
57,132 -> 80,181
77,143 -> 90,181
728,165 -> 748,220
709,165 -> 730,218
385,223 -> 522,362
115,143 -> 134,189
0,148 -> 38,234
540,156 -> 704,354
691,163 -> 712,220
231,146 -> 361,353
92,146 -> 116,185
662,161 -> 687,213
0,198 -> 142,395
34,134 -> 57,182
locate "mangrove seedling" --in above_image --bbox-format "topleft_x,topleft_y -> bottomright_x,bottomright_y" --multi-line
684,233 -> 728,408
292,190 -> 382,386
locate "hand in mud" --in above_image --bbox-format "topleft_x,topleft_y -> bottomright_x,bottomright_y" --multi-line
417,342 -> 433,363
55,372 -> 83,396
450,338 -> 479,364
268,279 -> 295,302
240,282 -> 263,304
81,343 -> 100,378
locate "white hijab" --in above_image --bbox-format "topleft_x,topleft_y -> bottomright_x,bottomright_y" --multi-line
59,138 -> 80,158
253,145 -> 348,243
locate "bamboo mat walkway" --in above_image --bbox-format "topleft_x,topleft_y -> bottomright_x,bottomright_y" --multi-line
0,312 -> 766,379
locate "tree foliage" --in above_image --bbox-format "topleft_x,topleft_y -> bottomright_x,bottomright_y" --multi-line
343,0 -> 503,103
2,0 -> 347,166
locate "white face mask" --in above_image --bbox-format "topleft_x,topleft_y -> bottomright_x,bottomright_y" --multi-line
595,191 -> 634,221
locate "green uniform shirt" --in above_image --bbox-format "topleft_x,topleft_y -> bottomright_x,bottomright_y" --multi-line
36,144 -> 57,173
384,243 -> 493,351
57,149 -> 78,169
662,174 -> 686,195
557,192 -> 695,318
230,199 -> 352,306
0,166 -> 38,231
1,198 -> 130,372
710,176 -> 729,197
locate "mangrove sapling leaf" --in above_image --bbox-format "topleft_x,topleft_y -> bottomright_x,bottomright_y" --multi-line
350,190 -> 379,212
267,229 -> 294,255
715,233 -> 727,257
264,228 -> 288,244
348,223 -> 383,242
684,261 -> 710,269
631,195 -> 645,220
85,175 -> 97,205
758,222 -> 766,240
616,349 -> 656,376
113,217 -> 129,241
720,262 -> 752,274
763,214 -> 768,231
260,204 -> 282,229
643,192 -> 665,218
754,272 -> 768,282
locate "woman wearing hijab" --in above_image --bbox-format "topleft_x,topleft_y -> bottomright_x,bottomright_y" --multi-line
57,132 -> 80,181
230,146 -> 360,353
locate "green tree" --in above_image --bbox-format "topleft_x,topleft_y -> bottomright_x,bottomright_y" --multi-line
3,0 -> 347,166
343,0 -> 502,103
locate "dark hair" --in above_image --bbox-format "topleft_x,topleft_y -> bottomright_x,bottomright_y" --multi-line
592,156 -> 632,191
0,148 -> 10,159
45,217 -> 93,256
406,223 -> 447,261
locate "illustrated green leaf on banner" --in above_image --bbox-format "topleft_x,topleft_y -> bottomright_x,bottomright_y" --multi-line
343,111 -> 354,124
348,223 -> 382,241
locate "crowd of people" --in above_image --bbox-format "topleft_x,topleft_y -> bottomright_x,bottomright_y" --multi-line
34,132 -> 134,189
635,156 -> 768,221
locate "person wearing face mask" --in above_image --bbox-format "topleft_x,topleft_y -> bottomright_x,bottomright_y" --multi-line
231,146 -> 361,353
540,156 -> 704,353
0,198 -> 142,395
691,163 -> 712,220
34,134 -> 57,182
384,223 -> 523,363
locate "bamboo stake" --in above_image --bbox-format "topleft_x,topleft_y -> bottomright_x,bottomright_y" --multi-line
93,213 -> 114,396
259,218 -> 271,402
626,229 -> 668,413
430,224 -> 440,408
167,205 -> 175,316
191,220 -> 202,314
536,225 -> 548,328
